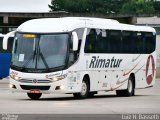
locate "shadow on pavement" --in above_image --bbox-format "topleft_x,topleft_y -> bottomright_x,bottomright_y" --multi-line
19,94 -> 151,101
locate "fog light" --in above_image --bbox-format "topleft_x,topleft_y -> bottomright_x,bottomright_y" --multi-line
60,85 -> 64,90
9,84 -> 13,88
9,84 -> 16,89
55,85 -> 64,90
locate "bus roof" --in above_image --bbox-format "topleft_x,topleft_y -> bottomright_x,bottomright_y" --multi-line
17,17 -> 156,33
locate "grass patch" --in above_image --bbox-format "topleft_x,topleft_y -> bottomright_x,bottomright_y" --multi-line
156,68 -> 160,78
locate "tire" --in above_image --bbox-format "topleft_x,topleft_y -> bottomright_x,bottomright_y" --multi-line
116,76 -> 135,97
27,93 -> 42,100
73,78 -> 89,99
88,92 -> 97,98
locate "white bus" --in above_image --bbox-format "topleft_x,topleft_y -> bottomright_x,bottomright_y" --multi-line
3,17 -> 156,100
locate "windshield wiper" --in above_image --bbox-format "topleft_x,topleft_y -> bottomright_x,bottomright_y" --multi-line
39,52 -> 50,71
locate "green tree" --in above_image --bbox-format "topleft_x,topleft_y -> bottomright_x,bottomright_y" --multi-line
49,0 -> 91,13
48,0 -> 127,13
121,0 -> 155,14
48,0 -> 63,11
153,1 -> 160,13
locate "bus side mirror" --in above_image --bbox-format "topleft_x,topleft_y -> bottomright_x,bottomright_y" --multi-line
72,32 -> 78,51
3,31 -> 15,50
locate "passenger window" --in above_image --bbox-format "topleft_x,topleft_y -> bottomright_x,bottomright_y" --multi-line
109,30 -> 121,53
84,29 -> 156,54
122,31 -> 132,53
143,32 -> 156,53
85,29 -> 97,53
96,30 -> 109,53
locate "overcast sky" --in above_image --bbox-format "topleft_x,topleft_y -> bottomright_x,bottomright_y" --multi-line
0,0 -> 51,12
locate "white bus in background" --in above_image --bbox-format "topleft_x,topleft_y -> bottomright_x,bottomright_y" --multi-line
3,17 -> 156,100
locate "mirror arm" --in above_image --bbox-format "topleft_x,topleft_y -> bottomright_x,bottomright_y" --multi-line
72,32 -> 79,51
3,31 -> 16,50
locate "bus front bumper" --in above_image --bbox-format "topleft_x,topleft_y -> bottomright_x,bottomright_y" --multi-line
9,78 -> 77,94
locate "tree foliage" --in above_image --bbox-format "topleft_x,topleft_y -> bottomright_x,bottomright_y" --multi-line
48,0 -> 157,14
48,0 -> 127,13
49,0 -> 90,12
121,0 -> 155,14
153,1 -> 160,13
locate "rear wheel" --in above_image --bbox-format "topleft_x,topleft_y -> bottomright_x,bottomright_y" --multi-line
73,78 -> 89,99
116,76 -> 135,97
27,93 -> 42,100
88,92 -> 97,98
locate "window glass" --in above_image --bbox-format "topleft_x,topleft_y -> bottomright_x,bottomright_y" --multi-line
12,33 -> 69,70
84,28 -> 155,54
75,28 -> 84,52
143,32 -> 156,53
0,37 -> 3,51
85,29 -> 97,53
109,30 -> 121,53
69,28 -> 84,65
122,31 -> 132,53
7,37 -> 14,52
95,29 -> 110,53
39,34 -> 68,68
136,32 -> 143,53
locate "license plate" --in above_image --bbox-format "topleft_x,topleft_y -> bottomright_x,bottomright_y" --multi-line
30,89 -> 41,94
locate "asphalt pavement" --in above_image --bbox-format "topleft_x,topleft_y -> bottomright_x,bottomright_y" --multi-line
0,78 -> 160,119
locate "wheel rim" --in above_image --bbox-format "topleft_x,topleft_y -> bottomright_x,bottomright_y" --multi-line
128,79 -> 133,93
80,81 -> 87,96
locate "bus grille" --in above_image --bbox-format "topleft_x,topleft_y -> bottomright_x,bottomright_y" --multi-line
20,85 -> 50,90
19,79 -> 52,83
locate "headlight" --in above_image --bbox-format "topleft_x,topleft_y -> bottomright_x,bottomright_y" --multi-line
10,75 -> 21,81
50,74 -> 67,82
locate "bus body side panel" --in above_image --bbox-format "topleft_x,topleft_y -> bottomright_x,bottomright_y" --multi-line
82,54 -> 128,92
81,52 -> 156,91
0,53 -> 11,78
135,52 -> 156,89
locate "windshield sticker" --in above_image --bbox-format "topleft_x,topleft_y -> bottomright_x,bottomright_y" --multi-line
19,54 -> 24,62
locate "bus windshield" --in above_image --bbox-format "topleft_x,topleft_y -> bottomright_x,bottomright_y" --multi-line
11,33 -> 69,72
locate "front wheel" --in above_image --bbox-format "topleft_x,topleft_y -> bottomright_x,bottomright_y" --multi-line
116,77 -> 135,97
27,93 -> 42,100
73,78 -> 89,99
